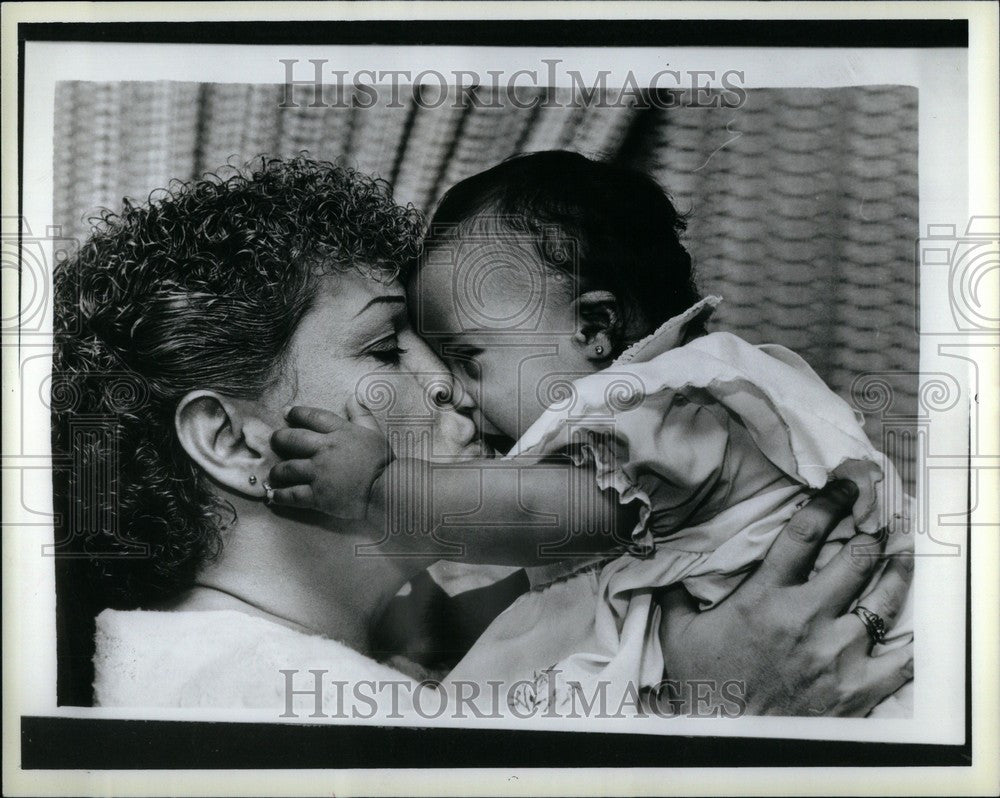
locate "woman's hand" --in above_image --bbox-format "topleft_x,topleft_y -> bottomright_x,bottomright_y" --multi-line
657,479 -> 913,716
268,405 -> 392,520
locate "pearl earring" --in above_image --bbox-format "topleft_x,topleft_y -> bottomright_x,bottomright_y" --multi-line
248,475 -> 258,485
595,345 -> 604,356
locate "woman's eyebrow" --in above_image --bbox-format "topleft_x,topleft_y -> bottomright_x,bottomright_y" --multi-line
353,295 -> 406,318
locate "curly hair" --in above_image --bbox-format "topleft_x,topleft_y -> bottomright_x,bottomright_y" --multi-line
52,155 -> 422,607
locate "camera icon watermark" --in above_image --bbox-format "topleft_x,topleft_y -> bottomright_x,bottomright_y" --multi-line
414,221 -> 580,336
916,216 -> 998,334
1,217 -> 79,341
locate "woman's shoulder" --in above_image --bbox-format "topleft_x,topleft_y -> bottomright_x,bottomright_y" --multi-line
93,608 -> 411,710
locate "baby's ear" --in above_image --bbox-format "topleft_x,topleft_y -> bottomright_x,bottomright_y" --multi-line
572,290 -> 623,363
616,296 -> 722,364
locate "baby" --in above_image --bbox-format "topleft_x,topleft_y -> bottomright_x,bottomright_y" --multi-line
268,151 -> 913,714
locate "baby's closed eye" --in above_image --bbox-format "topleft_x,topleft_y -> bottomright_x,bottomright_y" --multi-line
443,345 -> 482,376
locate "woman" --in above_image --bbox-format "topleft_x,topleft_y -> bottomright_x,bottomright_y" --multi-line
54,156 -> 477,708
53,156 -> 908,715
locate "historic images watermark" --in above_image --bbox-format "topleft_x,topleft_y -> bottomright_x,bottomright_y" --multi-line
279,669 -> 748,720
278,59 -> 748,110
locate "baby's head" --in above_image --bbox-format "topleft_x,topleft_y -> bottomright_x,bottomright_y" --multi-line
408,150 -> 701,444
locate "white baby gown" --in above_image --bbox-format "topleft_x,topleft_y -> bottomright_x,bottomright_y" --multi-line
445,297 -> 914,717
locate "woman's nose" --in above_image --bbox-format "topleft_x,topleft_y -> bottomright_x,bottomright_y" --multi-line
403,330 -> 477,413
452,374 -> 477,413
428,371 -> 476,414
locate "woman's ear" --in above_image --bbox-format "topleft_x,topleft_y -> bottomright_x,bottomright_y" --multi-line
571,289 -> 622,363
174,390 -> 271,498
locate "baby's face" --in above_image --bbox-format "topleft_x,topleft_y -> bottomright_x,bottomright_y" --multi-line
409,236 -> 595,444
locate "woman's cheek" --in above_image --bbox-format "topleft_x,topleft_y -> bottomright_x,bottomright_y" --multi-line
360,371 -> 475,461
292,358 -> 363,419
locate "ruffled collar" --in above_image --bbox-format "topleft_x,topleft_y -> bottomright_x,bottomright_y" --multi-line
613,295 -> 722,365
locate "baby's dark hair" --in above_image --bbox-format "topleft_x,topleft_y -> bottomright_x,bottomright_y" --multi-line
425,150 -> 702,350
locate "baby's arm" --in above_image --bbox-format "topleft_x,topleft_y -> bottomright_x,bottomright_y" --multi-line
268,406 -> 639,566
371,453 -> 640,565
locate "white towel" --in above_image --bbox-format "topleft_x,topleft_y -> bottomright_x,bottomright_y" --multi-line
93,608 -> 417,713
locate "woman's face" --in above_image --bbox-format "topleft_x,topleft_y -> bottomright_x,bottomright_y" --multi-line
265,270 -> 481,460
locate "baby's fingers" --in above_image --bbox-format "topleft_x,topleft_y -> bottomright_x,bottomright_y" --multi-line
285,405 -> 350,433
268,459 -> 315,488
271,427 -> 328,457
268,484 -> 316,509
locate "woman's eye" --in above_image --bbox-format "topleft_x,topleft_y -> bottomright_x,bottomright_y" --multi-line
366,336 -> 407,365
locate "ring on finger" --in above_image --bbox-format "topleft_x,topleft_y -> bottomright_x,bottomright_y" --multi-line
851,605 -> 887,644
263,481 -> 275,506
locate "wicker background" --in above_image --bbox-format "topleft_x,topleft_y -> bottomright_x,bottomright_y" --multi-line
53,82 -> 919,485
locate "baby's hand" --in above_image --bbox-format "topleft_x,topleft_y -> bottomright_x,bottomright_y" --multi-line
267,405 -> 392,520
